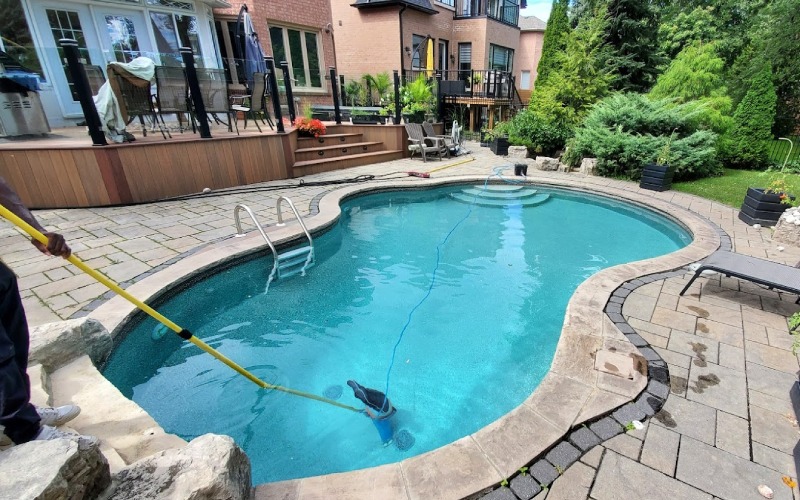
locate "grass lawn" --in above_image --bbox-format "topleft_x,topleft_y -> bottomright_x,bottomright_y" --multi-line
672,169 -> 800,208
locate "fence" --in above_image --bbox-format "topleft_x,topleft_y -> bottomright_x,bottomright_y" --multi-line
767,137 -> 800,166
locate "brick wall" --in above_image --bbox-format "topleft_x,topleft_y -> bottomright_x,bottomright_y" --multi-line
330,0 -> 401,81
516,30 -> 543,93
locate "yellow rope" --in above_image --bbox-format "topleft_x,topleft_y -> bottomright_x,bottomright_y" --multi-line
0,204 -> 361,413
427,156 -> 476,174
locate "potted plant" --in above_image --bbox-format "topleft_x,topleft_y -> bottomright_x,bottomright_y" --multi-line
640,133 -> 677,192
738,175 -> 796,227
350,108 -> 384,124
487,122 -> 510,155
293,117 -> 327,138
401,75 -> 433,123
466,73 -> 482,92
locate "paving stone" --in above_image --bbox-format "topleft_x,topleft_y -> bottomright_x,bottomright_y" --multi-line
602,433 -> 642,461
611,403 -> 646,426
100,259 -> 151,283
652,396 -> 717,445
530,460 -> 559,486
568,427 -> 601,452
677,297 -> 743,328
545,461 -> 594,500
640,423 -> 680,476
667,329 -> 720,365
746,362 -> 798,401
718,343 -> 745,371
545,442 -> 581,471
695,319 -> 744,348
589,418 -> 623,441
745,340 -> 799,374
622,294 -> 656,321
750,405 -> 800,455
748,388 -> 795,416
481,487 -> 517,500
628,317 -> 671,338
638,346 -> 661,361
510,474 -> 542,500
669,365 -> 689,397
637,330 -> 668,348
676,436 -> 793,500
743,321 -> 769,344
651,307 -> 698,333
741,305 -> 791,331
646,380 -> 670,400
592,451 -> 711,500
653,347 -> 692,369
626,332 -> 649,347
580,446 -> 604,469
715,411 -> 750,459
686,361 -> 748,418
633,393 -> 663,417
766,326 -> 795,351
752,442 -> 798,478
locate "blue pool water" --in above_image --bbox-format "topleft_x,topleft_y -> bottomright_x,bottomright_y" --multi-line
103,185 -> 689,484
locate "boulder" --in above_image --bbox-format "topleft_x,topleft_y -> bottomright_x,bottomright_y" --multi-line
0,439 -> 111,499
110,434 -> 252,500
29,318 -> 112,371
580,158 -> 597,176
535,156 -> 560,171
507,146 -> 529,159
772,207 -> 800,247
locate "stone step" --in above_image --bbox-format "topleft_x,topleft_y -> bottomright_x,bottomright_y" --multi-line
297,133 -> 364,147
450,192 -> 551,208
294,141 -> 385,162
460,187 -> 539,199
293,150 -> 404,176
474,184 -> 526,192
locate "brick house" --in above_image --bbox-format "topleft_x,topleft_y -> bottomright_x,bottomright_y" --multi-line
515,14 -> 545,104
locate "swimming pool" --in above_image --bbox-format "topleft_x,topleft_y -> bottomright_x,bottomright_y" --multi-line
102,184 -> 690,484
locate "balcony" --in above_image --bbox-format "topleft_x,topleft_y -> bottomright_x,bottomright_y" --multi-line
454,0 -> 519,26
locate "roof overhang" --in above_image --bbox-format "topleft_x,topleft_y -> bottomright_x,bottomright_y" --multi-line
205,0 -> 232,9
351,0 -> 438,15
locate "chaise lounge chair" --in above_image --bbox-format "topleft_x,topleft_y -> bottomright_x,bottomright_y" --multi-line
679,251 -> 800,301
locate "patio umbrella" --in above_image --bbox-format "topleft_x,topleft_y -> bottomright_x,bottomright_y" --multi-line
426,37 -> 434,78
235,5 -> 267,90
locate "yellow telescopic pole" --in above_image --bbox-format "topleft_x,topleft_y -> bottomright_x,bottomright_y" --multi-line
0,204 -> 361,413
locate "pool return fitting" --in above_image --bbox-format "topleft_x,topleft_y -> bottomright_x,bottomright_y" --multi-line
0,204 -> 362,414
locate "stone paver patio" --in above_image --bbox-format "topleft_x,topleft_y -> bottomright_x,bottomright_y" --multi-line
2,143 -> 799,499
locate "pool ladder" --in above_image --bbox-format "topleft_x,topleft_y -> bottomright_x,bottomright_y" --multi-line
233,197 -> 315,285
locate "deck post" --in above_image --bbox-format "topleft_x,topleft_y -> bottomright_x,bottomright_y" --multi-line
265,57 -> 284,133
279,61 -> 296,123
435,70 -> 443,122
59,39 -> 107,146
339,75 -> 346,107
329,67 -> 342,124
393,70 -> 401,125
180,47 -> 211,139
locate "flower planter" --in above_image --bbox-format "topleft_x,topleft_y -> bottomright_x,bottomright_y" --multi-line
738,187 -> 794,227
639,163 -> 675,192
351,115 -> 387,125
402,111 -> 425,124
479,130 -> 490,147
490,137 -> 509,156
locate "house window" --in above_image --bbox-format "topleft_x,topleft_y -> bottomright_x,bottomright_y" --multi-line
460,0 -> 481,16
214,19 -> 245,85
46,9 -> 95,99
269,25 -> 322,90
487,0 -> 519,24
150,11 -> 203,67
411,34 -> 425,70
4,1 -> 45,79
458,42 -> 471,79
437,0 -> 455,6
146,0 -> 194,11
438,39 -> 449,74
104,15 -> 141,63
489,44 -> 513,72
520,70 -> 530,90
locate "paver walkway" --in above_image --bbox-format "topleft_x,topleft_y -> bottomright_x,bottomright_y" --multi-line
2,143 -> 798,499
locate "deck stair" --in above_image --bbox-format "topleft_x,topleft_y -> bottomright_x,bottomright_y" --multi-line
450,184 -> 551,208
293,129 -> 403,176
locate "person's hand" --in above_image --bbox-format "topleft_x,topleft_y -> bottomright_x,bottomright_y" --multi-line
32,232 -> 71,258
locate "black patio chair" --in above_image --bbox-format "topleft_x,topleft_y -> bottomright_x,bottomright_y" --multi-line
114,74 -> 167,139
195,68 -> 232,132
230,72 -> 274,134
154,66 -> 190,133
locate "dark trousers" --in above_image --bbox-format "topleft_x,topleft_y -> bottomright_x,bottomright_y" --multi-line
0,262 -> 40,443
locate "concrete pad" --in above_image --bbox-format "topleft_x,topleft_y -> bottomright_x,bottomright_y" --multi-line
592,451 -> 712,500
292,463 -> 407,500
676,436 -> 792,500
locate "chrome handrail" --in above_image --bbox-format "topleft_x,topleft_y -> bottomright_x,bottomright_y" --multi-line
233,203 -> 278,285
276,196 -> 315,275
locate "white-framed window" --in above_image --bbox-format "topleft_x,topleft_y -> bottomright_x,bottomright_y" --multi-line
520,70 -> 530,90
150,11 -> 203,67
489,43 -> 513,72
268,24 -> 323,90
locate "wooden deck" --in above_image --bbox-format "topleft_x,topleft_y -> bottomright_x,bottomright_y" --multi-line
0,122 -> 410,209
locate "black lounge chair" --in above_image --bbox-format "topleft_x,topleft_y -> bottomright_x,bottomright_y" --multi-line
679,251 -> 800,301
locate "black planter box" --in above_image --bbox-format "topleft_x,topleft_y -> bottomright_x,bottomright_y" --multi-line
738,187 -> 793,226
639,163 -> 675,192
480,130 -> 489,147
351,115 -> 387,124
402,111 -> 425,123
490,137 -> 509,156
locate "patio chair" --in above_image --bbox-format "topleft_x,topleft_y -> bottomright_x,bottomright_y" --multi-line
679,251 -> 800,303
84,65 -> 106,96
154,66 -> 190,133
230,72 -> 274,134
113,73 -> 166,139
422,121 -> 459,155
405,122 -> 448,162
195,68 -> 232,132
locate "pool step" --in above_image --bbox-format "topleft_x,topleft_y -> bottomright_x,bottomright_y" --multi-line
459,187 -> 539,199
473,184 -> 526,192
450,192 -> 551,208
276,245 -> 314,279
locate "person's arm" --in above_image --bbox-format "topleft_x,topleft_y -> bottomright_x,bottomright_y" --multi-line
0,176 -> 71,258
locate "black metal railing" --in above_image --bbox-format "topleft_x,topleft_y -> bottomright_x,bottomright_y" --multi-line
403,69 -> 515,100
454,0 -> 519,26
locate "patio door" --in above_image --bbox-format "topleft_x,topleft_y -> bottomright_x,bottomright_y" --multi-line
34,4 -> 101,116
94,10 -> 155,65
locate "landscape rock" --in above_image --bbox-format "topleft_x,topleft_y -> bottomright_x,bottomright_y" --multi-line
29,318 -> 112,371
535,156 -> 560,171
771,207 -> 800,247
0,439 -> 111,499
110,434 -> 252,500
507,146 -> 529,159
580,158 -> 597,176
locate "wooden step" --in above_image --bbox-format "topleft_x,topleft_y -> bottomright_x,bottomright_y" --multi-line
293,150 -> 404,176
295,141 -> 385,162
297,133 -> 363,147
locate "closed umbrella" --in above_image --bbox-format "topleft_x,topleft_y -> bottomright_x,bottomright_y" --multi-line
426,37 -> 434,78
236,5 -> 267,90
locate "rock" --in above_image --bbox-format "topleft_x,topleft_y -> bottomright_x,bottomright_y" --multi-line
110,434 -> 252,500
535,156 -> 560,171
0,439 -> 111,499
29,318 -> 112,371
507,146 -> 529,159
580,158 -> 597,176
772,208 -> 800,247
558,162 -> 572,173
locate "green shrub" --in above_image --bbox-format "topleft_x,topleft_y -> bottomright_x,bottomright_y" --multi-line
507,108 -> 573,156
720,66 -> 777,170
570,93 -> 721,180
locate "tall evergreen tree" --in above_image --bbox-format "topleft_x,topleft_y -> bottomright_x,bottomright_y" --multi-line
536,0 -> 570,85
722,66 -> 777,169
604,0 -> 662,93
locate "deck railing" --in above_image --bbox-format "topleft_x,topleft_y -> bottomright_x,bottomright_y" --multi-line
403,69 -> 516,101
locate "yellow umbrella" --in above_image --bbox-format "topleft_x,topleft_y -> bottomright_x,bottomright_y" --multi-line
426,37 -> 434,78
